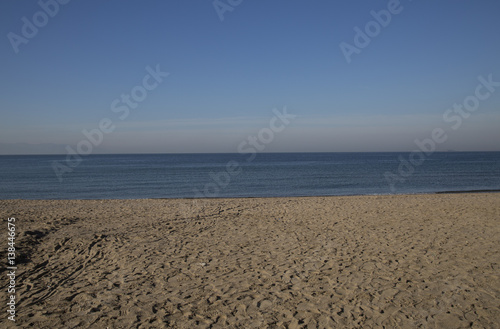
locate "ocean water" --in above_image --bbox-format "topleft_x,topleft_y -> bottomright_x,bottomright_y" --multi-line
0,152 -> 499,200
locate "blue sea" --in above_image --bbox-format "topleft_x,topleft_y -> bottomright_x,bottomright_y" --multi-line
0,152 -> 499,199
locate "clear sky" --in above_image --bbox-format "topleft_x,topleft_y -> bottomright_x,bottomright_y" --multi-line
1,0 -> 499,154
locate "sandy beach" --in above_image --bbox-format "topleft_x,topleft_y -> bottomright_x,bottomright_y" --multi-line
1,193 -> 499,328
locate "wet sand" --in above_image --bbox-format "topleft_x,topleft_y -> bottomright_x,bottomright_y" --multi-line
1,193 -> 499,328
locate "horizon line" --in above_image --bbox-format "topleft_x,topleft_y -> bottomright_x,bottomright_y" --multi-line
1,150 -> 500,156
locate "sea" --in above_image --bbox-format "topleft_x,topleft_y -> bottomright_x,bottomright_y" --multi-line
0,152 -> 499,200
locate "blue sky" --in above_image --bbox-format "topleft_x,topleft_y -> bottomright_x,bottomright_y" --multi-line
1,0 -> 499,154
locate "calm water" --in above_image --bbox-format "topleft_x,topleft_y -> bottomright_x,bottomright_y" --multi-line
0,152 -> 499,199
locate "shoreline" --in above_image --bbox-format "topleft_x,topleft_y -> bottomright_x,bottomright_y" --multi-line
2,189 -> 500,202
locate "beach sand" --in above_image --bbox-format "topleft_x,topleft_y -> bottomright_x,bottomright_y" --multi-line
1,193 -> 499,328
